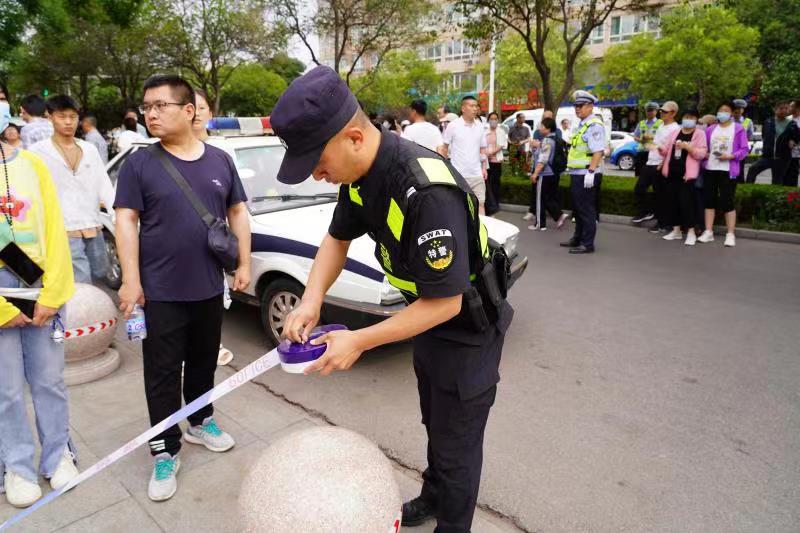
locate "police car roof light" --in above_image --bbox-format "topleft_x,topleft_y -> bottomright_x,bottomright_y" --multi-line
207,116 -> 273,136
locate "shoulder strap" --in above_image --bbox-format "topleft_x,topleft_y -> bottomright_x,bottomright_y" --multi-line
149,143 -> 215,228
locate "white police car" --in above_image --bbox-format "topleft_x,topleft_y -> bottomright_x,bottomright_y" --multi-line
100,118 -> 527,344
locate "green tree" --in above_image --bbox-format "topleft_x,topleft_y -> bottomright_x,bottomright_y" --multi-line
351,50 -> 446,113
273,0 -> 435,88
476,32 -> 590,112
219,63 -> 287,116
724,0 -> 800,69
761,51 -> 800,104
151,0 -> 287,113
601,5 -> 759,112
262,52 -> 306,84
455,0 -> 652,111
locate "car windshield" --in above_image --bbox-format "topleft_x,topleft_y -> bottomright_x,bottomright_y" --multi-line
235,145 -> 338,214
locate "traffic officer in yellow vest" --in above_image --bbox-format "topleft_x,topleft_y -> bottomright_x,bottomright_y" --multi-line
272,66 -> 514,532
732,99 -> 754,182
562,90 -> 605,254
631,102 -> 663,224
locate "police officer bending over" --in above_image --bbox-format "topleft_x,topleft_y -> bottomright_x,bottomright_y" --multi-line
272,66 -> 514,532
562,90 -> 605,254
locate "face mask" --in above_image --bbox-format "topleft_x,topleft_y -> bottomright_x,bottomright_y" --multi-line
717,112 -> 731,123
382,120 -> 391,129
682,119 -> 696,129
0,101 -> 10,134
489,120 -> 498,127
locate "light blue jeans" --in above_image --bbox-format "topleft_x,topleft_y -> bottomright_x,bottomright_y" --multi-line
0,267 -> 73,490
69,233 -> 109,284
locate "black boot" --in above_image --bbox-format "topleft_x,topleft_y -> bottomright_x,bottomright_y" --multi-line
560,239 -> 579,247
401,496 -> 437,527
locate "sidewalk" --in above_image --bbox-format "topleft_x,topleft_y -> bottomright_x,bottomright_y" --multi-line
0,332 -> 518,532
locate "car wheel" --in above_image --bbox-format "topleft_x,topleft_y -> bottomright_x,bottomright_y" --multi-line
260,278 -> 304,346
618,154 -> 635,171
103,230 -> 122,290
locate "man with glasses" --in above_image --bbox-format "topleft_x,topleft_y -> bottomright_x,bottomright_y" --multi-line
561,90 -> 606,254
114,75 -> 251,502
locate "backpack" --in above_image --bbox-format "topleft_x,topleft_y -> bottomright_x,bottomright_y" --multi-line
551,135 -> 568,176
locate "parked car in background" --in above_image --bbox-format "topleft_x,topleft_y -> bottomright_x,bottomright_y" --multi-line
501,107 -> 614,139
99,120 -> 528,345
750,130 -> 762,156
610,131 -> 634,152
609,141 -> 639,171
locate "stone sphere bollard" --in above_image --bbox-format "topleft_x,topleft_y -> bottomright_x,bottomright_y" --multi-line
238,426 -> 402,533
63,283 -> 120,386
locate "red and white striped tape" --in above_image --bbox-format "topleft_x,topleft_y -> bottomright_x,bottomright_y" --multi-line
64,317 -> 117,339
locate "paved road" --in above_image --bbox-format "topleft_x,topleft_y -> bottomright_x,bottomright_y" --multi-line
221,215 -> 800,533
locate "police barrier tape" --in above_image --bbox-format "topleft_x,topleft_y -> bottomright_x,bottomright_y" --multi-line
0,347 -> 282,531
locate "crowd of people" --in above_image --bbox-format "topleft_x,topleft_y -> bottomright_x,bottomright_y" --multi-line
631,99 -> 800,247
0,77 -> 249,508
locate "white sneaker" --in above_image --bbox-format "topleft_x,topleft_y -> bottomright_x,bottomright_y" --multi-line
538,227 -> 548,231
184,417 -> 235,452
557,213 -> 569,229
50,447 -> 79,491
724,233 -> 736,247
522,213 -> 534,221
684,233 -> 697,246
4,471 -> 42,508
217,344 -> 233,366
662,230 -> 682,241
148,453 -> 180,502
527,224 -> 538,231
697,230 -> 714,243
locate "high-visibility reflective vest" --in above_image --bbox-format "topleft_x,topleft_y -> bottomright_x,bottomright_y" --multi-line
637,118 -> 663,150
346,153 -> 489,300
567,116 -> 605,169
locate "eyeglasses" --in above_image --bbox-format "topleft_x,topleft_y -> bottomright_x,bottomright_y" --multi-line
138,101 -> 187,115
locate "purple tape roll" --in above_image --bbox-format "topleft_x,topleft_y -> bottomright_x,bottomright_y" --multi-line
277,324 -> 347,365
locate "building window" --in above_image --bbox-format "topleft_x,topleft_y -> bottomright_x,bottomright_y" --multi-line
610,14 -> 659,43
590,24 -> 604,44
425,43 -> 443,62
445,39 -> 473,61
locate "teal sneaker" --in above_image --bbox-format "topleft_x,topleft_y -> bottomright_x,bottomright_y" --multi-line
184,417 -> 235,452
148,453 -> 180,502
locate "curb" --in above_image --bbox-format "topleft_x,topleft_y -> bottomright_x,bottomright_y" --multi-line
498,203 -> 800,245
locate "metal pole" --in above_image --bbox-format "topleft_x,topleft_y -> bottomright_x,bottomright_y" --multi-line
488,37 -> 496,114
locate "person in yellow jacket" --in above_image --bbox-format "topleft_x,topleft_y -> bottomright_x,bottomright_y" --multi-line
0,102 -> 78,508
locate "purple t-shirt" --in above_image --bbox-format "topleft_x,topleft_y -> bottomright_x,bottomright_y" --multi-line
114,143 -> 247,302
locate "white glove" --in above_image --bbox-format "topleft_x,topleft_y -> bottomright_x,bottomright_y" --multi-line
584,171 -> 595,189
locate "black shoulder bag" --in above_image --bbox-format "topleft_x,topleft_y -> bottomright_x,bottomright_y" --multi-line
149,143 -> 239,273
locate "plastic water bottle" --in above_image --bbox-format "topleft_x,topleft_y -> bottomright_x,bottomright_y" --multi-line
223,276 -> 232,310
126,305 -> 147,341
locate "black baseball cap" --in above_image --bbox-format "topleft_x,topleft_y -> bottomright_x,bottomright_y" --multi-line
271,66 -> 360,184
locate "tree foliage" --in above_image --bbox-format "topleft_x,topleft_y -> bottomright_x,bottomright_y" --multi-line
150,0 -> 287,113
272,0 -> 436,88
760,51 -> 800,104
219,63 -> 287,116
476,32 -> 590,110
600,5 -> 759,112
724,0 -> 800,69
351,50 -> 446,114
455,0 -> 653,111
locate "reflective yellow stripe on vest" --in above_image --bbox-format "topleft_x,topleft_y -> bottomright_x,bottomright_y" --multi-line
384,272 -> 417,295
567,117 -> 604,169
349,185 -> 363,206
387,198 -> 404,241
479,222 -> 488,259
417,158 -> 457,186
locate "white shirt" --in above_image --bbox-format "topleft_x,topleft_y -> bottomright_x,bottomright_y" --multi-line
646,122 -> 680,166
30,138 -> 116,232
442,117 -> 487,178
402,121 -> 444,153
117,130 -> 146,153
486,126 -> 508,163
706,122 -> 735,172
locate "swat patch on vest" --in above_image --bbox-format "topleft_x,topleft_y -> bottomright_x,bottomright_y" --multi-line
418,229 -> 455,271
